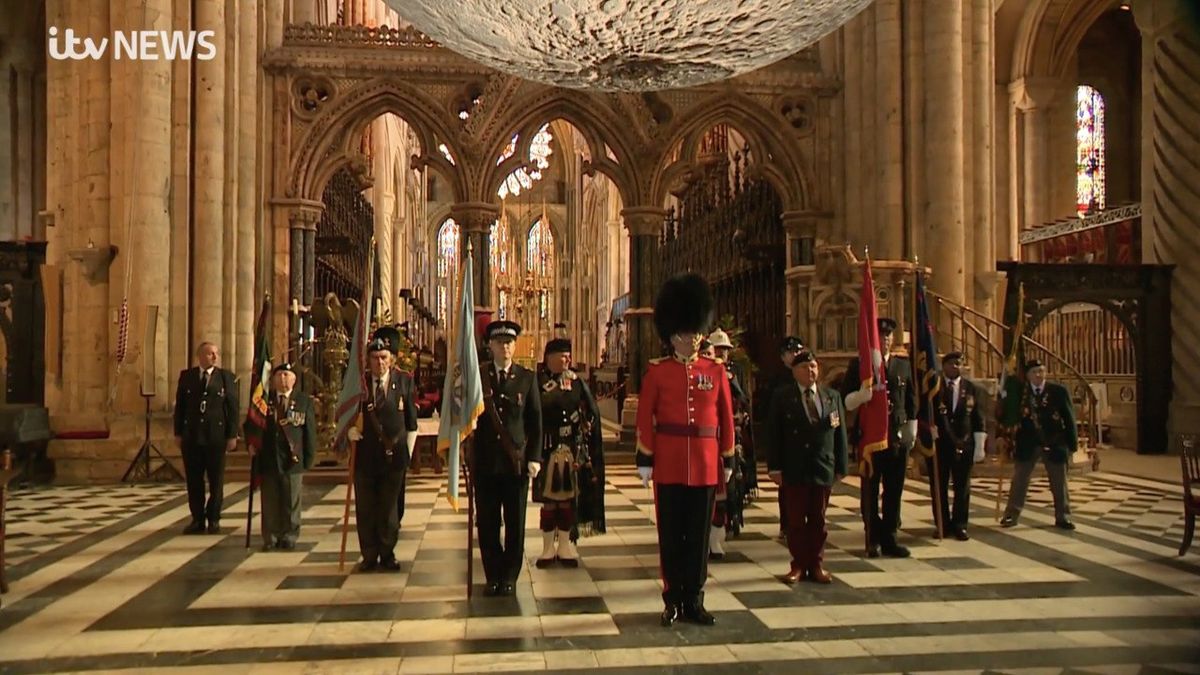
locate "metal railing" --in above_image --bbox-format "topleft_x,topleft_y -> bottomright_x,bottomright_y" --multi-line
926,290 -> 1101,450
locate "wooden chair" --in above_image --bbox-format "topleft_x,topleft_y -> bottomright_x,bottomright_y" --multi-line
1181,434 -> 1199,556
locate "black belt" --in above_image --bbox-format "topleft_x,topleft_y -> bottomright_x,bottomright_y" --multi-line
656,423 -> 717,438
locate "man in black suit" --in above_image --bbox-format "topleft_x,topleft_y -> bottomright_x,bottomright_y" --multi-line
173,341 -> 240,534
473,320 -> 542,596
759,336 -> 805,538
1001,360 -> 1077,530
929,352 -> 986,540
352,327 -> 419,572
256,362 -> 317,550
841,318 -> 916,558
764,350 -> 848,584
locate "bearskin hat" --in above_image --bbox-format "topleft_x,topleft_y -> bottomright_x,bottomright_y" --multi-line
653,273 -> 714,346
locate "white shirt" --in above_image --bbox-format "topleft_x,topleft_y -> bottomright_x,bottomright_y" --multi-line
947,377 -> 961,412
373,371 -> 390,393
201,366 -> 215,387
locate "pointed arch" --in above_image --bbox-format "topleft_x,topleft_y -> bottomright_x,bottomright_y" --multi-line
435,218 -> 460,327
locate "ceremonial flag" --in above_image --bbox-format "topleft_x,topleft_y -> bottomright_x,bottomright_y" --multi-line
912,270 -> 941,459
857,255 -> 890,475
998,283 -> 1026,427
333,242 -> 375,451
436,248 -> 485,511
243,295 -> 273,456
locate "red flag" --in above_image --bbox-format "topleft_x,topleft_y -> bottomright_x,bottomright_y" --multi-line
857,256 -> 890,476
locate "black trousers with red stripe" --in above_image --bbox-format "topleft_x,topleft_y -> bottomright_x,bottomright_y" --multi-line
654,483 -> 717,606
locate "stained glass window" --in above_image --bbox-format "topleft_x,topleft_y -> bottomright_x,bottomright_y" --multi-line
497,124 -> 554,199
498,289 -> 509,320
436,218 -> 460,326
489,219 -> 509,274
1076,85 -> 1106,216
527,217 -> 554,277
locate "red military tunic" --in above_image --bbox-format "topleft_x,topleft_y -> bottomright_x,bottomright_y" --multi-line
636,353 -> 736,486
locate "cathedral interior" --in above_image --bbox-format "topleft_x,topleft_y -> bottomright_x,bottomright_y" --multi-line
0,0 -> 1198,672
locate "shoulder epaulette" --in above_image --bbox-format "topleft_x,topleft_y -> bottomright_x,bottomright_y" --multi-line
648,356 -> 668,365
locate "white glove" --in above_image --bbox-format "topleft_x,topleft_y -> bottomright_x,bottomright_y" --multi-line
973,432 -> 988,462
406,431 -> 417,454
844,380 -> 874,411
638,466 -> 653,486
724,467 -> 734,483
347,427 -> 362,442
900,420 -> 917,448
527,461 -> 541,479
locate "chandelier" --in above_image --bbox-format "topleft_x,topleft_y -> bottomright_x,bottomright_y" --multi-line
388,1 -> 873,91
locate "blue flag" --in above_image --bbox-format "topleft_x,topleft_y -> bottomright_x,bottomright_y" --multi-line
913,270 -> 942,458
436,248 -> 485,511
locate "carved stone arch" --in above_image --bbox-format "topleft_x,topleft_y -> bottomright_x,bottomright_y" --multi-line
476,91 -> 641,209
651,94 -> 813,212
290,78 -> 467,205
998,261 -> 1173,455
1010,0 -> 1116,80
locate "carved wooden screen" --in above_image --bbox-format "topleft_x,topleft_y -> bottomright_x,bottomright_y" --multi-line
659,137 -> 786,390
315,167 -> 373,303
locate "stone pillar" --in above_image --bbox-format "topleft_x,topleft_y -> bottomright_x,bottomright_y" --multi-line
449,202 -> 498,310
192,0 -> 226,349
873,0 -> 904,260
618,205 -> 664,449
1009,77 -> 1060,241
921,0 -> 966,304
236,0 -> 260,391
292,0 -> 316,24
970,0 -> 997,318
110,0 -> 173,416
270,199 -> 322,358
1133,0 -> 1200,440
841,14 -> 863,244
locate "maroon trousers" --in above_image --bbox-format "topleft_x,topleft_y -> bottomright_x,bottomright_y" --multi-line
781,482 -> 832,572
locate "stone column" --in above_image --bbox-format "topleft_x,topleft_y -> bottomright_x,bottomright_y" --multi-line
192,0 -> 226,349
970,0 -> 997,318
841,14 -> 863,244
921,0 -> 966,304
1009,77 -> 1059,241
292,0 -> 316,24
111,0 -> 173,415
449,202 -> 498,310
236,0 -> 260,390
874,0 -> 904,260
1133,0 -> 1200,439
618,205 -> 664,448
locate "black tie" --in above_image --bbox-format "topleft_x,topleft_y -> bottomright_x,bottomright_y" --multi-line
804,389 -> 819,422
202,369 -> 210,390
498,369 -> 507,388
375,378 -> 385,404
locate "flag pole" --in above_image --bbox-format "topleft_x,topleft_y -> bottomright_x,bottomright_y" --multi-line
338,440 -> 358,572
245,455 -> 257,549
862,246 -> 872,557
914,261 -> 944,541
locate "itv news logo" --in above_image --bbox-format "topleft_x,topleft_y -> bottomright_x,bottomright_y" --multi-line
48,27 -> 217,61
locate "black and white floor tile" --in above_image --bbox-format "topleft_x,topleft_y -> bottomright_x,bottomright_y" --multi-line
0,464 -> 1197,674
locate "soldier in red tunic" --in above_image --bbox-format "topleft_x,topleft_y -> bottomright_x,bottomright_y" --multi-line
635,274 -> 736,627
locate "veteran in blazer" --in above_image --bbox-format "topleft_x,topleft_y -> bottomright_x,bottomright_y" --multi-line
353,327 -> 419,572
764,350 -> 848,584
473,320 -> 543,596
1001,360 -> 1077,530
173,341 -> 240,535
929,352 -> 986,540
256,363 -> 317,550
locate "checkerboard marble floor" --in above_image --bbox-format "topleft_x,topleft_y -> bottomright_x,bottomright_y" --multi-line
1,464 -> 1197,674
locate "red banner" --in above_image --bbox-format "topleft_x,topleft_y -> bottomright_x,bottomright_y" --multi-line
858,257 -> 890,475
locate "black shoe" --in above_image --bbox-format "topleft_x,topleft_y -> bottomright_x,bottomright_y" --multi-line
954,529 -> 971,541
1055,519 -> 1076,531
379,557 -> 401,571
206,522 -> 220,535
559,558 -> 579,568
660,604 -> 681,627
183,521 -> 205,535
357,559 -> 378,573
866,544 -> 881,559
278,540 -> 295,550
1000,514 -> 1018,528
482,582 -> 501,597
499,583 -> 516,596
881,543 -> 911,558
535,558 -> 556,569
682,602 -> 716,626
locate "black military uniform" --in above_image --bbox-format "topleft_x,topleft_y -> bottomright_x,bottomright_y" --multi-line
173,359 -> 239,534
760,336 -> 805,535
258,363 -> 317,550
355,327 -> 419,572
841,318 -> 916,558
929,352 -> 985,540
1002,360 -> 1076,530
474,320 -> 542,596
533,338 -> 605,569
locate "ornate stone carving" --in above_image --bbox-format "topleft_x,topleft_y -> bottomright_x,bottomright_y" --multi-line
777,94 -> 815,135
283,23 -> 440,49
293,75 -> 337,117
